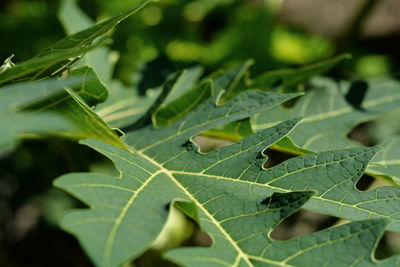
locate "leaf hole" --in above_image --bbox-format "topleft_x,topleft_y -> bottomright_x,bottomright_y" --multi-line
355,174 -> 393,191
355,174 -> 375,191
263,149 -> 296,169
89,156 -> 120,177
270,209 -> 339,241
346,122 -> 373,146
174,206 -> 213,248
192,135 -> 233,153
345,80 -> 368,110
375,231 -> 400,260
189,229 -> 213,248
134,250 -> 177,267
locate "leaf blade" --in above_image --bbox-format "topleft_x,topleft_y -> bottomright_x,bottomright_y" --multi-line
0,0 -> 150,84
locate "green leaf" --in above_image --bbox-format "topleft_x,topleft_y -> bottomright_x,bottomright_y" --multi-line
55,89 -> 400,266
253,54 -> 350,89
30,66 -> 126,150
0,0 -> 150,84
214,60 -> 253,103
252,77 -> 400,151
166,213 -> 397,266
97,54 -> 345,134
95,81 -> 160,129
367,136 -> 400,184
0,78 -> 77,154
154,80 -> 213,128
126,71 -> 194,130
201,118 -> 253,142
0,67 -> 127,154
162,66 -> 204,105
220,54 -> 349,102
96,66 -> 204,129
58,0 -> 118,83
54,90 -> 300,266
203,55 -> 350,140
211,73 -> 400,183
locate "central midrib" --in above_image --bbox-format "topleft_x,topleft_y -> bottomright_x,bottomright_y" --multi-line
135,150 -> 257,267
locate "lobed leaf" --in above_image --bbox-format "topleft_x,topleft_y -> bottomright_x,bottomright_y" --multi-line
58,0 -> 118,83
54,90 -> 300,266
55,88 -> 400,266
367,136 -> 400,184
96,66 -> 203,129
0,67 -> 126,154
0,0 -> 150,84
0,78 -> 78,154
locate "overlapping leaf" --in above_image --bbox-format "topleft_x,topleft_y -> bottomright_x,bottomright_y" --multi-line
368,136 -> 400,184
58,0 -> 118,83
0,78 -> 74,154
96,66 -> 204,129
167,209 -> 398,266
96,55 -> 348,134
54,90 -> 298,266
221,54 -> 351,101
202,55 -> 350,140
0,67 -> 126,154
55,88 -> 400,266
0,0 -> 150,84
252,77 -> 400,151
251,77 -> 400,182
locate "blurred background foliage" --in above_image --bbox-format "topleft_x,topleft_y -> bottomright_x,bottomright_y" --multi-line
1,0 -> 400,266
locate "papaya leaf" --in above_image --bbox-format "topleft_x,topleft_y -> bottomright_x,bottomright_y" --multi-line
252,77 -> 400,151
29,66 -> 126,150
220,54 -> 349,102
126,71 -> 185,130
203,55 -> 350,141
58,0 -> 118,83
0,78 -> 77,154
367,136 -> 400,184
154,80 -> 213,128
167,209 -> 398,266
95,81 -> 160,129
54,90 -> 300,266
96,66 -> 203,129
96,55 -> 347,133
253,54 -> 351,90
55,89 -> 400,266
0,67 -> 127,154
0,0 -> 150,84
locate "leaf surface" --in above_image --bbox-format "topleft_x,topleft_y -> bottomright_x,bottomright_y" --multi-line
367,136 -> 400,184
203,55 -> 349,141
55,89 -> 400,266
96,66 -> 203,129
54,90 -> 299,266
252,77 -> 400,151
252,54 -> 350,90
58,0 -> 118,83
0,67 -> 126,154
0,78 -> 77,154
0,0 -> 150,84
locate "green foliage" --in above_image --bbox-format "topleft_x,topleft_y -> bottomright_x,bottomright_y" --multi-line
251,78 -> 400,152
55,85 -> 400,266
58,0 -> 117,83
0,0 -> 150,84
0,67 -> 126,155
0,78 -> 72,154
368,137 -> 400,184
2,1 -> 400,267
